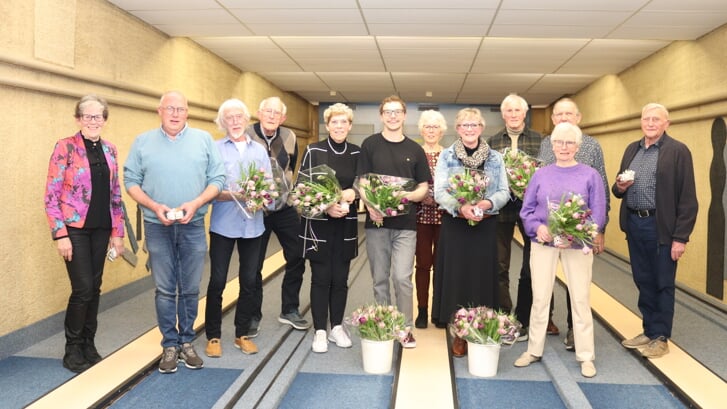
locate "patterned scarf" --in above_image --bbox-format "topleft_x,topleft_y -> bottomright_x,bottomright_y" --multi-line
454,137 -> 490,169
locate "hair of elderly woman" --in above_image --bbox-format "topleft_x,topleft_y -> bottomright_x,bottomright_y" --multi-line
455,107 -> 486,128
75,95 -> 109,120
417,110 -> 447,133
500,93 -> 529,112
551,122 -> 583,146
323,103 -> 354,124
214,98 -> 251,131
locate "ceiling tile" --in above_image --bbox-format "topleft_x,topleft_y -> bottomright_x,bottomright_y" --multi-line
108,1 -> 727,105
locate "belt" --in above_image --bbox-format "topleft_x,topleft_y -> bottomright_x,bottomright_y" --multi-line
628,208 -> 656,217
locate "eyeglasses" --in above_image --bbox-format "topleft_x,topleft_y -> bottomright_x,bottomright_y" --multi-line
382,109 -> 405,116
162,106 -> 188,115
423,125 -> 440,130
225,114 -> 246,122
457,123 -> 481,129
80,114 -> 105,122
261,108 -> 283,118
552,140 -> 576,147
329,119 -> 350,126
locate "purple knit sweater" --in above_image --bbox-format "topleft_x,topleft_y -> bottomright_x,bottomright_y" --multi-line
520,163 -> 607,245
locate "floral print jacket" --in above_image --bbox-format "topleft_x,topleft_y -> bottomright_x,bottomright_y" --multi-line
44,132 -> 124,239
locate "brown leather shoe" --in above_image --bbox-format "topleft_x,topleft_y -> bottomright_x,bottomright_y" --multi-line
452,336 -> 467,357
546,319 -> 560,336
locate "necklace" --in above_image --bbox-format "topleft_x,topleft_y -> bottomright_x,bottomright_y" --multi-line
327,138 -> 347,155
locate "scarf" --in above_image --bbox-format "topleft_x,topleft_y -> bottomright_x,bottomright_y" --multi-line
454,137 -> 490,169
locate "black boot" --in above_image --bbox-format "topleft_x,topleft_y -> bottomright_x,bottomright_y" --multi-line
415,307 -> 428,329
82,295 -> 102,365
63,303 -> 91,373
63,344 -> 91,373
82,339 -> 102,365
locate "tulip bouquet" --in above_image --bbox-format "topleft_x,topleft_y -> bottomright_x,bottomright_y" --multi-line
445,167 -> 490,226
547,192 -> 600,251
288,164 -> 343,219
450,306 -> 521,345
346,303 -> 408,342
355,173 -> 416,227
502,148 -> 540,200
229,162 -> 280,218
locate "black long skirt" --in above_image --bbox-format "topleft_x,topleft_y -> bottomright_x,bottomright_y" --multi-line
431,213 -> 499,327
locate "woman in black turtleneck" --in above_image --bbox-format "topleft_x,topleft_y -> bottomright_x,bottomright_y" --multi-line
298,103 -> 360,354
44,95 -> 125,372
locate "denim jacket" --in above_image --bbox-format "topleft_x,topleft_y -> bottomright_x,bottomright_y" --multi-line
433,144 -> 510,217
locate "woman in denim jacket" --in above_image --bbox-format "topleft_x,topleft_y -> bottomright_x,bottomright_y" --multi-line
431,107 -> 509,356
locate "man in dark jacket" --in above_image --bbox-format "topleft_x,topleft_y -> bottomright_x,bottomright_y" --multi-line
613,103 -> 698,358
246,97 -> 310,332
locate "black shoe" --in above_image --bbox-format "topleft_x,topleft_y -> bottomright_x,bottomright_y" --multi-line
63,344 -> 91,373
415,307 -> 428,329
82,340 -> 102,365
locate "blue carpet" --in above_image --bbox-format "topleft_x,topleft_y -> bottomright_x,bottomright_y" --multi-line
0,356 -> 72,409
111,367 -> 241,409
456,378 -> 565,409
279,372 -> 393,409
580,383 -> 685,409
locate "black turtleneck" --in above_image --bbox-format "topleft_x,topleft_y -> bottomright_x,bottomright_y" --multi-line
82,136 -> 111,230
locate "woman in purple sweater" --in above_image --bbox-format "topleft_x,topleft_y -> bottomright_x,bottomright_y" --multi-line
514,122 -> 606,378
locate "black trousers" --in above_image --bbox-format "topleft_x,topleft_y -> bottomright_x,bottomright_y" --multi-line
309,219 -> 351,331
255,205 -> 305,315
64,226 -> 110,344
206,232 -> 263,338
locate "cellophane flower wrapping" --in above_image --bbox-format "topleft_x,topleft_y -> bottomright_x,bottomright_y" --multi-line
354,173 -> 416,227
445,167 -> 490,226
449,306 -> 521,345
288,164 -> 343,219
229,162 -> 280,218
503,148 -> 540,200
345,303 -> 408,342
547,192 -> 599,251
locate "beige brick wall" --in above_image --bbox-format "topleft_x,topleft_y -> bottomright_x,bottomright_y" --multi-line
0,0 -> 315,336
569,25 -> 727,298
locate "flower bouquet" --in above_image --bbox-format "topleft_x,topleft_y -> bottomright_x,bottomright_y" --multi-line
449,306 -> 521,346
346,303 -> 409,342
346,303 -> 409,374
502,148 -> 540,200
445,167 -> 490,226
288,164 -> 343,219
229,162 -> 280,218
354,173 -> 416,227
547,192 -> 600,252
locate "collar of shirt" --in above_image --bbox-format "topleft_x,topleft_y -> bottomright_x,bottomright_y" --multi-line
160,123 -> 188,140
640,133 -> 665,149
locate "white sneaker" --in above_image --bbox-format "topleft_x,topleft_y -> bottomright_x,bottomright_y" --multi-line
328,325 -> 352,348
312,330 -> 328,353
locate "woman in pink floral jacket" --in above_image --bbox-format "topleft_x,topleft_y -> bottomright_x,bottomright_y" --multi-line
44,95 -> 124,373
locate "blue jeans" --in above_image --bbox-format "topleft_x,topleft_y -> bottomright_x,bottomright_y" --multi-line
365,228 -> 416,327
626,213 -> 677,339
145,221 -> 207,347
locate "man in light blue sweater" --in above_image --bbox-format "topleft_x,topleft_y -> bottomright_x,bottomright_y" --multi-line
124,91 -> 225,374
